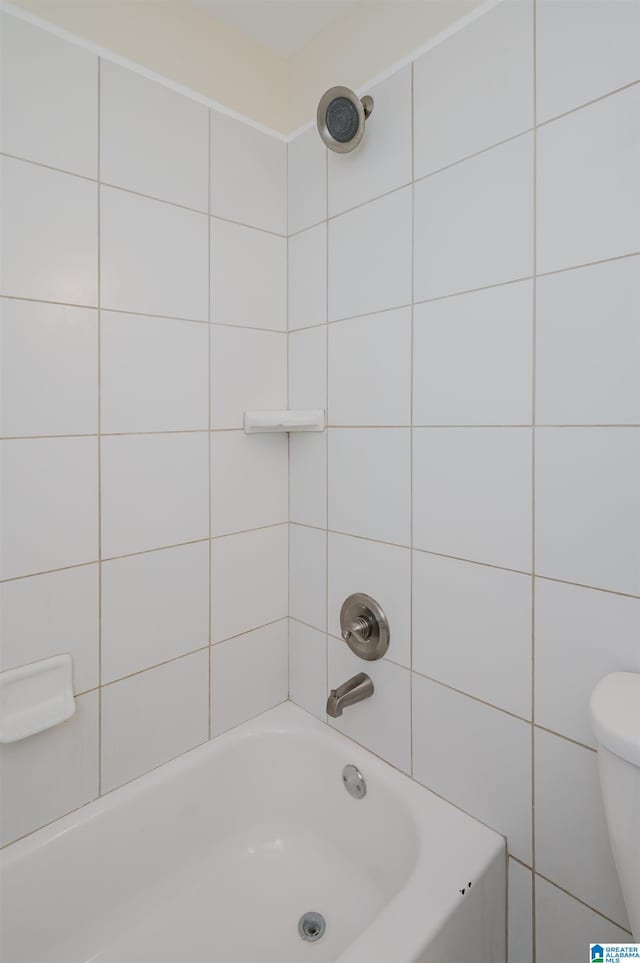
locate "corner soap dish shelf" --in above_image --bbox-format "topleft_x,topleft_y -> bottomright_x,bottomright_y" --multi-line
0,655 -> 75,743
244,409 -> 325,433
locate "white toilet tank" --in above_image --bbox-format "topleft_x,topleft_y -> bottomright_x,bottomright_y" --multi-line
590,672 -> 640,938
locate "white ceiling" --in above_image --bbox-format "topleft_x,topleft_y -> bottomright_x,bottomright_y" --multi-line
195,0 -> 359,57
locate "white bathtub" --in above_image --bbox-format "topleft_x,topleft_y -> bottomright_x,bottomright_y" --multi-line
0,702 -> 505,963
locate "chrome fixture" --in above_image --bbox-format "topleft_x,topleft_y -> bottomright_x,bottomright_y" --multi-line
342,764 -> 367,800
327,672 -> 374,718
317,86 -> 374,153
340,593 -> 389,661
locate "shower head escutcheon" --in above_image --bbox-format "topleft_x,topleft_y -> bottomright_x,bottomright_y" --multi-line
317,86 -> 374,153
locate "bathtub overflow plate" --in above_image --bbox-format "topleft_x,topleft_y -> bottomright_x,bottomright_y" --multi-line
342,764 -> 366,799
298,911 -> 326,942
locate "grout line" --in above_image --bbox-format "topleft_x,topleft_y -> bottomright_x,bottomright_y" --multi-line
212,616 -> 289,647
324,138 -> 330,710
100,179 -> 208,216
212,521 -> 289,541
535,77 -> 640,130
96,55 -> 103,797
534,873 -> 632,934
414,126 -> 535,186
207,320 -> 287,333
531,1 -> 538,954
102,645 -> 211,689
0,149 -> 98,183
286,138 -> 291,702
211,211 -> 287,240
535,249 -> 640,280
412,670 -> 532,725
0,293 -> 286,331
4,421 -> 640,443
207,108 -> 213,742
3,248 -> 636,334
534,572 -> 640,600
288,523 -> 640,598
4,536 -> 638,601
409,59 -> 415,779
1,150 -> 288,230
533,723 -> 596,754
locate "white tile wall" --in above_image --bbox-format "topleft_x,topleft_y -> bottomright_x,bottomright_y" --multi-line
101,542 -> 209,682
100,60 -> 209,211
289,619 -> 327,720
289,433 -> 327,529
289,326 -> 327,410
413,428 -> 532,571
211,218 -> 286,329
289,524 -> 327,630
413,675 -> 532,863
534,728 -> 629,927
328,308 -> 411,426
100,433 -> 209,558
100,185 -> 209,320
287,126 -> 327,235
1,156 -> 98,306
413,552 -> 532,718
536,428 -> 640,595
211,620 -> 288,735
413,282 -> 533,426
100,313 -> 209,433
1,437 -> 99,579
536,0 -> 640,122
328,428 -> 411,545
537,84 -> 640,274
508,860 -> 533,963
0,13 -> 98,177
211,525 -> 288,642
211,431 -> 288,536
535,877 -> 631,963
211,326 -> 286,429
1,11 -> 290,849
535,578 -> 640,748
287,16 -> 638,952
414,133 -> 534,301
0,691 -> 99,847
211,111 -> 286,235
536,257 -> 640,425
328,66 -> 412,217
288,222 -> 327,329
328,187 -> 412,321
0,565 -> 99,693
0,299 -> 98,438
101,650 -> 209,792
414,0 -> 533,177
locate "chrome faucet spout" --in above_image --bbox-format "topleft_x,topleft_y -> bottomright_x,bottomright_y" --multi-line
326,672 -> 374,718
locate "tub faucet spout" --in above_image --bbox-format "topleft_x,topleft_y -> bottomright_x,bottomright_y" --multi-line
326,672 -> 374,718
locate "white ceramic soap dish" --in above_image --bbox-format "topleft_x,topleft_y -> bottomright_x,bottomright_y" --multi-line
0,654 -> 75,743
244,409 -> 325,433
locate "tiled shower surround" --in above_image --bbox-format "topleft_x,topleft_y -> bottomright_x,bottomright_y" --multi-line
286,2 -> 639,961
0,3 -> 638,962
1,14 -> 289,839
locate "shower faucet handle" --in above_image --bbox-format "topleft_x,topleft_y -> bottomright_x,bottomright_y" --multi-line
339,594 -> 389,661
342,615 -> 374,642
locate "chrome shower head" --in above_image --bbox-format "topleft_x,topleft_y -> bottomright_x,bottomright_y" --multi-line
316,86 -> 374,154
